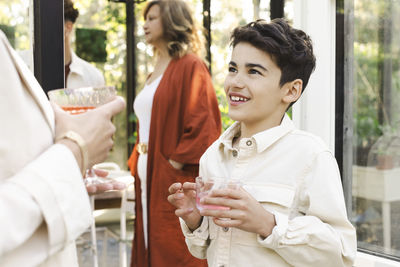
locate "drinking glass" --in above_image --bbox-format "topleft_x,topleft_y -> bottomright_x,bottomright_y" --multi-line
48,86 -> 116,185
195,176 -> 242,211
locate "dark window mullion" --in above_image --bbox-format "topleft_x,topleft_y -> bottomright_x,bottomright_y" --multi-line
33,0 -> 64,94
126,0 -> 136,157
203,0 -> 211,72
270,0 -> 285,20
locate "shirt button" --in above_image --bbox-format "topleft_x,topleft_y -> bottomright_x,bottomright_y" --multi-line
223,227 -> 229,232
246,140 -> 252,146
232,150 -> 238,157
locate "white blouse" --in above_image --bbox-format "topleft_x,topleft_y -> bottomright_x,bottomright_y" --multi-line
133,74 -> 163,248
133,75 -> 163,144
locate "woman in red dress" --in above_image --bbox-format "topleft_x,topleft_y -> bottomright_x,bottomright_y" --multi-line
128,1 -> 221,266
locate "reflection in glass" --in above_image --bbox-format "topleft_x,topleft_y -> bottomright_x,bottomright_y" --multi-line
351,0 -> 400,257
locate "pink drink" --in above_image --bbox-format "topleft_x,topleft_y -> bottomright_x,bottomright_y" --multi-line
196,191 -> 230,211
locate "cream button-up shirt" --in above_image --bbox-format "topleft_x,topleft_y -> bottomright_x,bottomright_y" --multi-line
66,50 -> 105,89
181,115 -> 357,267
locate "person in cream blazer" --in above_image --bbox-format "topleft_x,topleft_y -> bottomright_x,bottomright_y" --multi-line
0,30 -> 125,266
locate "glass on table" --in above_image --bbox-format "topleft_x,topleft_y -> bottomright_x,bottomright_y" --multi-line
48,86 -> 116,185
195,176 -> 242,211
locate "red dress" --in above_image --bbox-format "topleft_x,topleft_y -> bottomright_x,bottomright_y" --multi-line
128,53 -> 221,267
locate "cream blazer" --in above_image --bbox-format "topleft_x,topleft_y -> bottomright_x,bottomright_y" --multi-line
0,31 -> 92,266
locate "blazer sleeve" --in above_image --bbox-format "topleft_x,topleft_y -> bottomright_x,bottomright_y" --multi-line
0,144 -> 92,262
170,59 -> 221,164
259,151 -> 357,267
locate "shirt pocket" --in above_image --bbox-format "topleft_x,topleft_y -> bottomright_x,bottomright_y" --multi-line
244,182 -> 295,214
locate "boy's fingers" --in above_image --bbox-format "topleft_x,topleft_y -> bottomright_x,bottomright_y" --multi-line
97,96 -> 126,118
167,191 -> 184,203
182,182 -> 196,190
209,188 -> 242,199
168,183 -> 182,193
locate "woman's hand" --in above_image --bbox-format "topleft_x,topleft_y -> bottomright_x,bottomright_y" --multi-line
167,182 -> 203,231
85,168 -> 126,195
52,96 -> 126,172
199,188 -> 276,238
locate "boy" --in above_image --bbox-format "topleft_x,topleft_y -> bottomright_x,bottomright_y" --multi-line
168,19 -> 356,267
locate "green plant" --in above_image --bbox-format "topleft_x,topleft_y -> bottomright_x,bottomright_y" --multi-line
0,24 -> 15,47
75,28 -> 107,63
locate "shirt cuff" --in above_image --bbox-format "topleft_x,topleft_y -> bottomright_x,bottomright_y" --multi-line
180,217 -> 209,241
257,210 -> 289,249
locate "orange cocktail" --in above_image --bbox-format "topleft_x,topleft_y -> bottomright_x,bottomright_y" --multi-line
61,106 -> 95,115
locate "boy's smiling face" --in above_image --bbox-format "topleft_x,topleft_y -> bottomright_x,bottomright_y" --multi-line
224,42 -> 290,137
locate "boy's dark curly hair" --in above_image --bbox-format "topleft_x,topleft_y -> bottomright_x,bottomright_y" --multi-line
64,0 -> 79,23
230,18 -> 316,96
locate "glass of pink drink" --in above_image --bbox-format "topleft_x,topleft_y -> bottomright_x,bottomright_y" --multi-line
48,86 -> 116,185
195,176 -> 242,211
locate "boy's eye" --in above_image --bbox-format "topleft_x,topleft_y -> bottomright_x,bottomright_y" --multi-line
249,69 -> 261,75
228,66 -> 237,73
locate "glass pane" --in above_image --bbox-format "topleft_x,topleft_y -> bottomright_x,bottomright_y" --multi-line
65,0 -> 128,168
351,0 -> 400,257
0,0 -> 33,71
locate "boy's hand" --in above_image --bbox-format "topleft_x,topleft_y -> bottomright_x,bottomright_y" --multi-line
200,188 -> 276,238
167,182 -> 203,231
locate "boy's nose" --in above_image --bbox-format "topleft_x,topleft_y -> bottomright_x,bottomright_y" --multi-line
231,74 -> 245,89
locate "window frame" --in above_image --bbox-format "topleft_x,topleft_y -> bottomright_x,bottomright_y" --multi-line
292,0 -> 400,264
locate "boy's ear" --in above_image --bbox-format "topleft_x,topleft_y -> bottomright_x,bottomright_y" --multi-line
282,79 -> 303,105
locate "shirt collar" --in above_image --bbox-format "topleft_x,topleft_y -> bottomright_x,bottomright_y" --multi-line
218,114 -> 295,155
68,49 -> 85,76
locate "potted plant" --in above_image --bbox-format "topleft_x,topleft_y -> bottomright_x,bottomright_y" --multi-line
369,124 -> 399,170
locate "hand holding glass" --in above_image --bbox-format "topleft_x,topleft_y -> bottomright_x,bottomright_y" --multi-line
195,176 -> 242,211
48,86 -> 116,185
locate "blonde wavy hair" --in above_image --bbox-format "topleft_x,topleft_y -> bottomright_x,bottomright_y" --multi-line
143,0 -> 204,59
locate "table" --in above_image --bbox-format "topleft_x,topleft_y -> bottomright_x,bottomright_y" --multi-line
352,166 -> 400,252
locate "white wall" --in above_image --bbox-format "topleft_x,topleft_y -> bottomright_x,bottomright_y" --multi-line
292,0 -> 336,153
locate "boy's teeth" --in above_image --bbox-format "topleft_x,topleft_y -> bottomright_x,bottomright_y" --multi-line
231,95 -> 248,102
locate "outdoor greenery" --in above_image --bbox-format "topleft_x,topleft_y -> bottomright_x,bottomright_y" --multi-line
0,1 -> 30,51
75,28 -> 107,63
353,0 -> 400,166
0,24 -> 15,47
